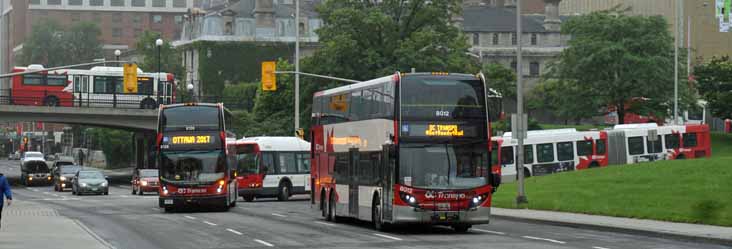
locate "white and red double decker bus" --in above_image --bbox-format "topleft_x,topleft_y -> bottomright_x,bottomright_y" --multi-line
606,123 -> 711,164
311,72 -> 500,232
157,103 -> 237,212
230,136 -> 311,202
492,129 -> 609,179
9,64 -> 175,108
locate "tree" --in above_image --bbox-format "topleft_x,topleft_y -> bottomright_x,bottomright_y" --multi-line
695,56 -> 732,119
20,20 -> 103,67
135,31 -> 183,77
233,60 -> 296,137
64,22 -> 104,65
528,79 -> 597,124
546,9 -> 682,124
483,63 -> 516,98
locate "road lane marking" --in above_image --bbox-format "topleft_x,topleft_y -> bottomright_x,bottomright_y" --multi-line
120,195 -> 129,198
522,236 -> 566,244
254,239 -> 274,247
43,192 -> 52,195
473,229 -> 505,235
314,221 -> 336,227
271,213 -> 287,218
184,215 -> 196,220
203,221 -> 217,226
226,228 -> 243,235
31,189 -> 39,192
51,194 -> 60,197
593,247 -> 611,249
373,233 -> 403,241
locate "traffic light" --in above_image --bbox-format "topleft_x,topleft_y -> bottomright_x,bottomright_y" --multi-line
261,61 -> 277,91
295,128 -> 304,139
123,63 -> 139,93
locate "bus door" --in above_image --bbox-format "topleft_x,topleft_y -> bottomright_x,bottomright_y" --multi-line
348,148 -> 359,217
159,80 -> 173,105
73,75 -> 89,107
381,144 -> 395,221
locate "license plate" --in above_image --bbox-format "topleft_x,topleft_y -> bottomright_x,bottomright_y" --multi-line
92,188 -> 98,191
164,199 -> 173,205
437,203 -> 451,211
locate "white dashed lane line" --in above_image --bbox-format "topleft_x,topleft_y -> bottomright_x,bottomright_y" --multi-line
226,228 -> 243,235
593,247 -> 611,249
373,233 -> 403,241
203,221 -> 218,226
184,215 -> 197,220
473,229 -> 506,235
254,239 -> 274,247
522,236 -> 567,244
314,221 -> 336,227
271,213 -> 287,218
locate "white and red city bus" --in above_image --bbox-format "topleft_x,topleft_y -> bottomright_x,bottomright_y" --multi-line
9,64 -> 175,108
157,103 -> 237,212
492,129 -> 608,179
311,72 -> 500,232
231,136 -> 311,202
606,123 -> 711,164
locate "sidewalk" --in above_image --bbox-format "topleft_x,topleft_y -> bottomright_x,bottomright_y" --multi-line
0,200 -> 110,249
491,207 -> 732,245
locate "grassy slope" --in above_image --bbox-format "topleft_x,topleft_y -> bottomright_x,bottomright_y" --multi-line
492,132 -> 732,227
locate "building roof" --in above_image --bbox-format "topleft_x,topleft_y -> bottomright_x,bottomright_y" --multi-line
463,6 -> 571,33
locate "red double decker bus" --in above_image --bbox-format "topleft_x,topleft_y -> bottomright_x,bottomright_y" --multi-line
311,72 -> 500,232
157,103 -> 237,212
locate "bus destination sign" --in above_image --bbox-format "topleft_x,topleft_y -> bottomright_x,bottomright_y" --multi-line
171,135 -> 212,145
402,122 -> 480,138
425,124 -> 464,137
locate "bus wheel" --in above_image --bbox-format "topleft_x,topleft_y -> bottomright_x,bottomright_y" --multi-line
452,224 -> 471,233
277,181 -> 291,201
372,196 -> 388,231
328,192 -> 338,222
243,195 -> 254,202
141,99 -> 156,109
524,168 -> 531,178
44,96 -> 59,107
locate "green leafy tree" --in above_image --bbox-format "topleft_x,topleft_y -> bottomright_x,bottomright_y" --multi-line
21,20 -> 103,67
135,31 -> 183,77
85,128 -> 133,168
695,56 -> 732,119
546,9 -> 682,124
483,63 -> 516,98
528,79 -> 597,124
234,60 -> 296,137
64,22 -> 104,65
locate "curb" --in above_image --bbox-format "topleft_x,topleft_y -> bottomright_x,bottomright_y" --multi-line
491,214 -> 732,246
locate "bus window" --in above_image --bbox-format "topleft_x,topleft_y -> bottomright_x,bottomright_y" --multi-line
577,140 -> 593,156
47,75 -> 67,86
683,133 -> 698,148
500,147 -> 514,164
557,142 -> 573,161
278,152 -> 298,174
490,142 -> 499,166
297,153 -> 310,173
665,134 -> 680,149
647,135 -> 662,153
628,137 -> 644,155
262,152 -> 275,174
524,145 -> 534,164
537,143 -> 554,163
23,74 -> 44,85
596,139 -> 606,154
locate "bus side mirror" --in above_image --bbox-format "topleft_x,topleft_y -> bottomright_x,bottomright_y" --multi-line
490,173 -> 501,192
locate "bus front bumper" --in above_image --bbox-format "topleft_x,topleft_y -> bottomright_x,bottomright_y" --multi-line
159,195 -> 227,207
391,205 -> 492,225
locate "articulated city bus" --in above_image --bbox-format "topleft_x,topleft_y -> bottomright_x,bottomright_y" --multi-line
311,72 -> 501,232
607,123 -> 711,164
8,64 -> 174,108
230,137 -> 311,202
157,103 -> 237,212
493,129 -> 608,179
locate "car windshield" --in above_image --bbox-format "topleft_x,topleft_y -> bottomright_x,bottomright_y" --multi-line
24,161 -> 50,173
160,150 -> 226,183
60,166 -> 81,174
79,171 -> 104,179
56,161 -> 74,167
25,152 -> 44,158
140,170 -> 158,177
398,142 -> 490,190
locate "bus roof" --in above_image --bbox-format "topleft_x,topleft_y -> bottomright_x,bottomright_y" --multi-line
236,136 -> 310,152
313,72 -> 480,97
613,123 -> 658,129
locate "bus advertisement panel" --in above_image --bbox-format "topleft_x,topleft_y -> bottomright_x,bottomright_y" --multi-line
157,103 -> 237,212
311,72 -> 500,232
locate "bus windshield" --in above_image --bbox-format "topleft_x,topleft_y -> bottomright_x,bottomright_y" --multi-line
160,150 -> 226,183
401,76 -> 486,120
237,152 -> 259,175
398,142 -> 489,190
161,106 -> 220,132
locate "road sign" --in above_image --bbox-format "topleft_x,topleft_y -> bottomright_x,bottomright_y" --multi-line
123,63 -> 138,93
261,61 -> 277,91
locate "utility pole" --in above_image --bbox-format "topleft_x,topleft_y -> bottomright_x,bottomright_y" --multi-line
674,0 -> 680,125
294,0 -> 301,133
515,0 -> 528,205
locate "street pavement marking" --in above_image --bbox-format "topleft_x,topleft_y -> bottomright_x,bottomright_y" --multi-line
203,221 -> 218,226
473,229 -> 505,235
373,233 -> 403,241
120,195 -> 129,198
51,194 -> 59,197
593,247 -> 611,249
271,213 -> 287,218
314,221 -> 336,227
522,236 -> 566,244
254,239 -> 274,247
226,228 -> 243,235
43,192 -> 52,195
184,215 -> 197,220
31,189 -> 39,192
28,198 -> 81,201
73,219 -> 118,249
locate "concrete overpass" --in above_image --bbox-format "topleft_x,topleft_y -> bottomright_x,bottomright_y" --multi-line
0,105 -> 158,131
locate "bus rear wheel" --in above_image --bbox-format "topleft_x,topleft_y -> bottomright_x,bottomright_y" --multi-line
328,192 -> 338,222
372,196 -> 388,231
452,224 -> 472,233
277,182 -> 291,201
44,96 -> 59,107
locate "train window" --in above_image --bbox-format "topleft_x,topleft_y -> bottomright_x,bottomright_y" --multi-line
500,147 -> 514,164
577,140 -> 593,156
628,137 -> 645,155
665,134 -> 680,149
683,133 -> 698,148
537,143 -> 554,163
647,135 -> 662,153
557,142 -> 574,161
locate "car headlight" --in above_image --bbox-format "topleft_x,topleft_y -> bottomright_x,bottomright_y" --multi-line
80,183 -> 87,187
60,176 -> 67,181
140,180 -> 148,186
101,182 -> 108,187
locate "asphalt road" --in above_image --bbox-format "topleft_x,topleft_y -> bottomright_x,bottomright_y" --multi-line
0,159 -> 727,249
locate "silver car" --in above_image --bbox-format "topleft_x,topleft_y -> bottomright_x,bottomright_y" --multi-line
72,170 -> 109,195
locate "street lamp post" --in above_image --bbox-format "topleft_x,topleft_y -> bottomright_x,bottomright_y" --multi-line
114,49 -> 121,67
156,38 -> 163,105
515,0 -> 528,205
294,0 -> 301,134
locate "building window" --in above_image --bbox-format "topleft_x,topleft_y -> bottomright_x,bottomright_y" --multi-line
175,16 -> 183,24
132,0 -> 146,7
492,33 -> 499,45
69,0 -> 83,5
511,61 -> 517,72
472,33 -> 479,46
531,33 -> 537,45
30,0 -> 41,4
111,0 -> 125,6
47,0 -> 62,5
153,0 -> 166,7
153,15 -> 163,24
112,28 -> 123,37
133,15 -> 142,23
529,62 -> 540,76
71,13 -> 81,22
173,0 -> 187,7
90,0 -> 104,6
511,33 -> 517,45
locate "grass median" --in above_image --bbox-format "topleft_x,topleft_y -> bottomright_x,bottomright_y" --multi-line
491,132 -> 732,227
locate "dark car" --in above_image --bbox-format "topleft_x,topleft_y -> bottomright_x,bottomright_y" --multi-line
53,165 -> 82,192
131,169 -> 159,195
21,160 -> 52,186
72,170 -> 109,195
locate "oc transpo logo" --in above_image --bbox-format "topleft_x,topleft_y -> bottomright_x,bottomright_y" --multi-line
424,191 -> 466,200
